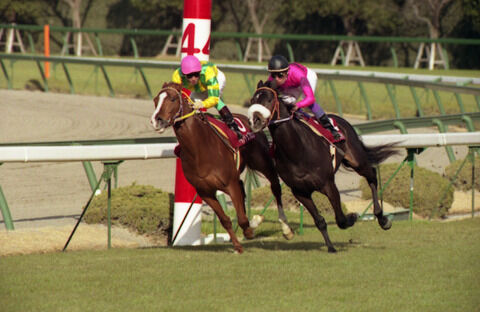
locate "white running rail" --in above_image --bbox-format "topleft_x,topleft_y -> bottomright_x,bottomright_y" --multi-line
0,133 -> 478,163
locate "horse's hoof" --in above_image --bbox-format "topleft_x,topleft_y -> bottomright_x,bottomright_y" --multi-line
250,214 -> 265,229
327,246 -> 337,253
379,217 -> 392,230
244,228 -> 255,240
279,219 -> 294,240
283,231 -> 294,241
233,247 -> 243,254
347,213 -> 358,226
337,213 -> 358,229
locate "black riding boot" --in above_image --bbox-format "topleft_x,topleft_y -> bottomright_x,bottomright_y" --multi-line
219,107 -> 254,146
219,107 -> 242,138
318,114 -> 342,141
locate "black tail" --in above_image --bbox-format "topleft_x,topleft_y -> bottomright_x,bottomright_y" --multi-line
329,114 -> 400,165
361,142 -> 400,165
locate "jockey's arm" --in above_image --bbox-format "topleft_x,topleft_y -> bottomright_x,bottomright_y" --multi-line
199,66 -> 220,109
295,77 -> 315,108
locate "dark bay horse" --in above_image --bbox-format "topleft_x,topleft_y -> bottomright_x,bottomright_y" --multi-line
248,80 -> 398,253
150,82 -> 293,253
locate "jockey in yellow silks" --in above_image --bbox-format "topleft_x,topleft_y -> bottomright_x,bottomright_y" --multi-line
172,55 -> 252,146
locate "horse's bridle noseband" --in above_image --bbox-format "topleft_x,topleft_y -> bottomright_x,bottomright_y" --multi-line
254,86 -> 294,125
158,86 -> 196,127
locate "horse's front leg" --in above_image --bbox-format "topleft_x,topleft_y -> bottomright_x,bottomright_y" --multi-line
202,196 -> 244,254
226,182 -> 255,240
291,189 -> 337,253
321,180 -> 357,229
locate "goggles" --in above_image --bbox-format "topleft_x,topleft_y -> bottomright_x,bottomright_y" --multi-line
186,72 -> 200,78
271,71 -> 287,79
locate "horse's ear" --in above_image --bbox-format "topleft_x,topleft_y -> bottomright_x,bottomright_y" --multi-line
266,80 -> 277,89
257,80 -> 264,88
162,82 -> 168,88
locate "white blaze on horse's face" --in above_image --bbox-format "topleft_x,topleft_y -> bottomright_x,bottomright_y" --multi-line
150,92 -> 168,133
248,104 -> 271,132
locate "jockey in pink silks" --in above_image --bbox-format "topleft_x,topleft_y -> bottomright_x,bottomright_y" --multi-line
267,55 -> 343,141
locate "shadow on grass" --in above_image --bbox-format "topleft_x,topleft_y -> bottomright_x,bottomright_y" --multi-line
141,235 -> 387,254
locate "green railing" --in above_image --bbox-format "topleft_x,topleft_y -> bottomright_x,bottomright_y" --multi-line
2,24 -> 480,65
1,53 -> 479,118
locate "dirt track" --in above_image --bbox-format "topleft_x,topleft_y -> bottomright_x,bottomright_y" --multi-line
1,89 -> 478,255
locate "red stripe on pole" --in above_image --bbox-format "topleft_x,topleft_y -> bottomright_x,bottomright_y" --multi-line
183,0 -> 211,19
174,158 -> 202,204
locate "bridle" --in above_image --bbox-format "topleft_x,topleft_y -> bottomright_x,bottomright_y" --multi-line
254,86 -> 295,125
157,86 -> 196,127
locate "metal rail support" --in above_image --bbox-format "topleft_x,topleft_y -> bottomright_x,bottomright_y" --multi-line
360,148 -> 424,221
63,160 -> 122,251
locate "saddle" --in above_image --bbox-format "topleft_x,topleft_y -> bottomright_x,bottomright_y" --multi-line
173,114 -> 253,161
206,115 -> 254,149
298,113 -> 345,144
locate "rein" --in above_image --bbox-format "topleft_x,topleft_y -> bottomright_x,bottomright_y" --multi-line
160,85 -> 238,159
159,86 -> 197,125
254,85 -> 344,159
254,86 -> 294,126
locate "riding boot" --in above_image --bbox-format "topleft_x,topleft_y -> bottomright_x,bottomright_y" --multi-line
219,107 -> 254,146
318,114 -> 342,141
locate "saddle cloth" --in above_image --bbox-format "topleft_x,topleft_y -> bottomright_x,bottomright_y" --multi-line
206,115 -> 253,149
173,114 -> 252,159
299,115 -> 345,144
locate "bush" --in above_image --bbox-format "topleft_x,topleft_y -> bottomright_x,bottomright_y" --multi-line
359,163 -> 454,218
444,155 -> 480,192
84,184 -> 174,236
250,184 -> 346,215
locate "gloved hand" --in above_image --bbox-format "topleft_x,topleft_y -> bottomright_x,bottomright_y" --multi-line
193,99 -> 204,110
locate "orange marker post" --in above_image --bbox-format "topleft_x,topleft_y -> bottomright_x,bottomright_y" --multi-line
44,25 -> 50,79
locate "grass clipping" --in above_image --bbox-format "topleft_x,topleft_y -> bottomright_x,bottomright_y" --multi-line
84,184 -> 174,238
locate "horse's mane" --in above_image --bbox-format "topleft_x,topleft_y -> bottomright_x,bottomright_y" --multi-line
162,81 -> 182,90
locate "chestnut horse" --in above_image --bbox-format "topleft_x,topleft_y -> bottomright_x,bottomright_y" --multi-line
248,80 -> 398,253
150,82 -> 293,253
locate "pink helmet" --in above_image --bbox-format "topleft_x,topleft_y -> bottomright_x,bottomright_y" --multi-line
181,55 -> 202,75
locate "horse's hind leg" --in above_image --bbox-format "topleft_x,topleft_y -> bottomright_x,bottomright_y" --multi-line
342,144 -> 392,230
321,180 -> 357,229
365,167 -> 392,230
291,189 -> 336,253
244,152 -> 294,239
347,160 -> 391,230
202,196 -> 244,253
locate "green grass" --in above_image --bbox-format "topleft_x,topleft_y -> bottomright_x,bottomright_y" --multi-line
1,218 -> 479,312
1,58 -> 479,120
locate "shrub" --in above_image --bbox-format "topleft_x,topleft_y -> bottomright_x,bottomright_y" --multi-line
359,163 -> 454,218
444,155 -> 480,192
250,184 -> 346,215
84,184 -> 174,236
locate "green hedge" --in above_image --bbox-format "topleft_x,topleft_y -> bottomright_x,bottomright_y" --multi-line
444,155 -> 480,192
84,184 -> 173,236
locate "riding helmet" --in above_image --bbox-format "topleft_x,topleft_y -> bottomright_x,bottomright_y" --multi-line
181,55 -> 202,75
268,55 -> 289,72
